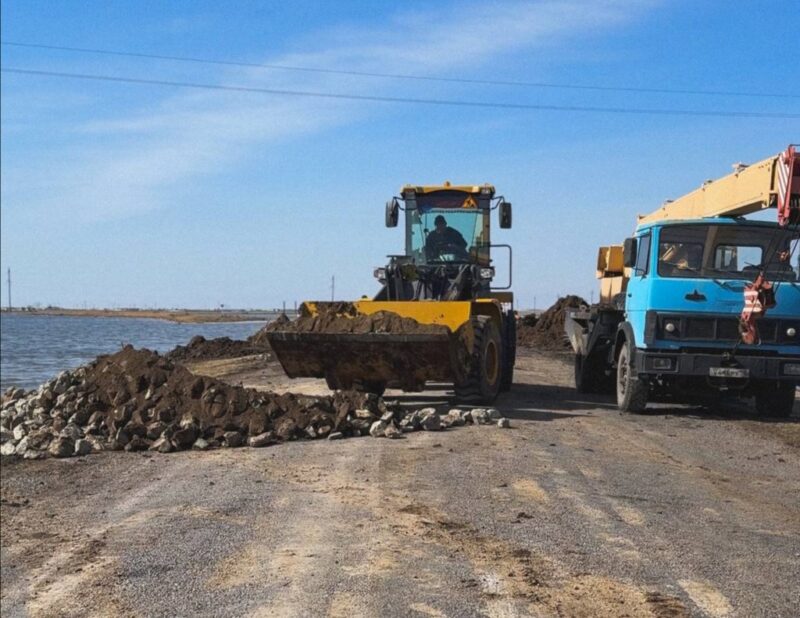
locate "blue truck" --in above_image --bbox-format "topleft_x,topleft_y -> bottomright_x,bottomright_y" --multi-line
566,146 -> 799,416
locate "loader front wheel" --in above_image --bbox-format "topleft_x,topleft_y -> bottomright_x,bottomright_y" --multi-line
455,317 -> 503,404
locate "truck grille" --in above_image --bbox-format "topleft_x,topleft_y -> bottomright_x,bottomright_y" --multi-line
658,314 -> 799,345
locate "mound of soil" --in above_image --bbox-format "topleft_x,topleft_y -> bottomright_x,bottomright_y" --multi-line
1,346 -> 391,458
166,335 -> 270,363
267,303 -> 450,336
517,296 -> 587,350
249,313 -> 290,346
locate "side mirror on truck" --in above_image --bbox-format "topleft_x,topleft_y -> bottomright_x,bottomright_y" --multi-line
499,201 -> 512,228
385,199 -> 399,227
623,237 -> 637,268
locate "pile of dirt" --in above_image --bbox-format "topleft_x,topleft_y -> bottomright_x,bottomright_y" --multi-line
517,296 -> 587,350
248,313 -> 290,346
0,346 -> 392,459
166,335 -> 271,363
266,303 -> 450,336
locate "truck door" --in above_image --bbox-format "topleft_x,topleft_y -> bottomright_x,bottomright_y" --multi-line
625,231 -> 652,348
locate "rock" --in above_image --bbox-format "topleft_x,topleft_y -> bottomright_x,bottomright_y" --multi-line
1,442 -> 17,456
327,431 -> 344,440
441,409 -> 465,428
85,435 -> 105,452
0,428 -> 13,443
74,439 -> 93,456
22,449 -> 45,460
12,425 -> 26,441
384,424 -> 402,439
146,421 -> 167,440
248,411 -> 269,436
399,410 -> 421,432
14,436 -> 30,456
370,420 -> 389,437
497,418 -> 511,428
115,427 -> 130,447
60,423 -> 83,441
192,438 -> 210,451
70,408 -> 92,426
487,408 -> 502,421
223,431 -> 244,448
124,436 -> 150,452
469,408 -> 491,425
49,436 -> 75,458
172,425 -> 199,448
420,411 -> 441,431
354,408 -> 376,420
248,432 -> 275,448
380,411 -> 395,422
149,437 -> 174,453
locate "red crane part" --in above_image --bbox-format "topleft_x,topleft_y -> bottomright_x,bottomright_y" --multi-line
740,145 -> 797,344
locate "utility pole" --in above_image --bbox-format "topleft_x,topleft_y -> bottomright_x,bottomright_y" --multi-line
6,268 -> 10,311
331,275 -> 335,302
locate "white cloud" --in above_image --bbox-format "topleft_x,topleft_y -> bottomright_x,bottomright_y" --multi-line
2,0 -> 656,221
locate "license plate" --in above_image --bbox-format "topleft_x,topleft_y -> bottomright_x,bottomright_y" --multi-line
709,367 -> 749,378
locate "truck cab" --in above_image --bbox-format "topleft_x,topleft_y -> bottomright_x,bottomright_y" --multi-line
616,218 -> 800,413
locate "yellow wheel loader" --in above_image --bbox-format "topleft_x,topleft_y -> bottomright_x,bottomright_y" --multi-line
266,182 -> 516,403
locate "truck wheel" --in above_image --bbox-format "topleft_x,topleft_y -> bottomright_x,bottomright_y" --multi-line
575,354 -> 596,393
616,343 -> 648,413
455,316 -> 503,403
755,382 -> 796,418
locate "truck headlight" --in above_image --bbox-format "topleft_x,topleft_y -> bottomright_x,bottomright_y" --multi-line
787,327 -> 797,338
479,267 -> 495,280
651,357 -> 674,370
783,363 -> 800,377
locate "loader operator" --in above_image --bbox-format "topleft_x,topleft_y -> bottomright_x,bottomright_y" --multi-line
425,215 -> 468,261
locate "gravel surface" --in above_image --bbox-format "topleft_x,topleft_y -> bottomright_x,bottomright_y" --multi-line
2,349 -> 798,617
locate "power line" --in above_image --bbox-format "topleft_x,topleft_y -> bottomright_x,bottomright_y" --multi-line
3,67 -> 798,119
3,40 -> 797,100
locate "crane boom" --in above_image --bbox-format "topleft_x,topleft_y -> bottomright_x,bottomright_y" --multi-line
637,145 -> 799,226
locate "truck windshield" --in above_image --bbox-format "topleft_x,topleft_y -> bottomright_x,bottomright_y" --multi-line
657,224 -> 800,282
408,192 -> 489,264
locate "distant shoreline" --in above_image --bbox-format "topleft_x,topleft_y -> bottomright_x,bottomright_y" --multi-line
1,308 -> 292,324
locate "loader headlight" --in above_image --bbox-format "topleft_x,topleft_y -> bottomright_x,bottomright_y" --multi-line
783,363 -> 800,377
373,267 -> 386,281
479,267 -> 495,280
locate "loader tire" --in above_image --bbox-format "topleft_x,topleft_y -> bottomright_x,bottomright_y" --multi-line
616,342 -> 648,413
455,316 -> 503,404
500,315 -> 516,392
357,381 -> 387,398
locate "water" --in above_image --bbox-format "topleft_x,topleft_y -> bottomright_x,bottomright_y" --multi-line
0,313 -> 266,390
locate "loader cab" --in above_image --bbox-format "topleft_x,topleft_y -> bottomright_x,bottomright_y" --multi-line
378,183 -> 512,302
403,185 -> 493,267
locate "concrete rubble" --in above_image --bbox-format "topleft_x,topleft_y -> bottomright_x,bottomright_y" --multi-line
1,346 -> 511,460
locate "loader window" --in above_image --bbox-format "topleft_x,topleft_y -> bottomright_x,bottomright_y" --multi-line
409,208 -> 488,265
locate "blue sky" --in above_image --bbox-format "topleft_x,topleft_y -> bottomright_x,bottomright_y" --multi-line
1,1 -> 798,310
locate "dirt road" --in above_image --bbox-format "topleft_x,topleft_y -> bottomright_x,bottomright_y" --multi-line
2,350 -> 798,617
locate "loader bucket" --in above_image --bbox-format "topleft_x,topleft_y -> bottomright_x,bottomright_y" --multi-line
265,301 -> 475,391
